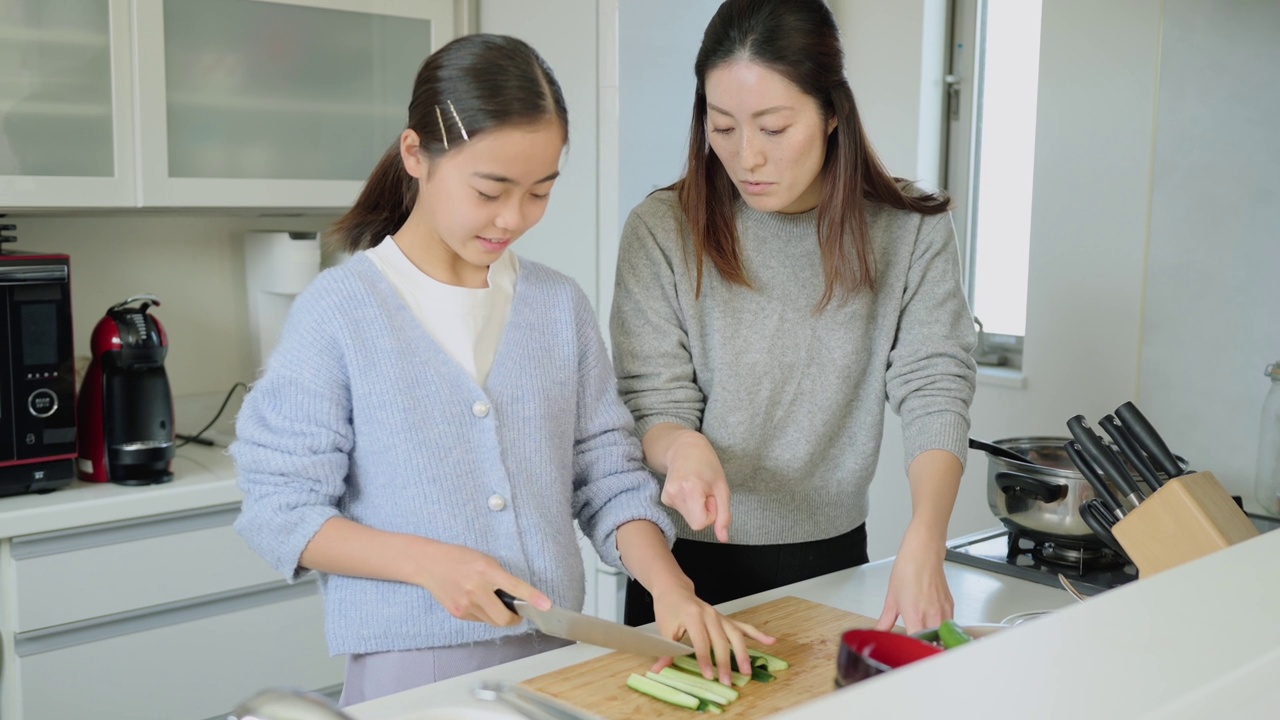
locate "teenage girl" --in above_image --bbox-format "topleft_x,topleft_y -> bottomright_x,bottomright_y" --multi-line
231,34 -> 771,707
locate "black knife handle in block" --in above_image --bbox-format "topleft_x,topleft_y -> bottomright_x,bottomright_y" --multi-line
495,589 -> 520,614
1079,499 -> 1130,562
1114,401 -> 1185,479
1064,440 -> 1125,518
1100,414 -> 1164,492
1067,415 -> 1144,507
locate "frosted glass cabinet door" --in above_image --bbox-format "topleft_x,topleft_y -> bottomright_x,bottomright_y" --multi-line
0,0 -> 137,207
133,0 -> 459,208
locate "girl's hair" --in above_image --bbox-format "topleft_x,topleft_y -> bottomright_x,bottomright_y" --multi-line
330,34 -> 568,253
677,0 -> 950,307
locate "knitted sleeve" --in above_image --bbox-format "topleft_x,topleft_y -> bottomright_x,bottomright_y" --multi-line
609,199 -> 705,438
885,212 -> 979,469
568,285 -> 677,573
230,280 -> 353,581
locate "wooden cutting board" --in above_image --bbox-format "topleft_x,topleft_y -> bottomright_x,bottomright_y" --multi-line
520,596 -> 878,719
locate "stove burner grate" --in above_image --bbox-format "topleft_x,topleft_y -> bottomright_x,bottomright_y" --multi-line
1006,530 -> 1126,573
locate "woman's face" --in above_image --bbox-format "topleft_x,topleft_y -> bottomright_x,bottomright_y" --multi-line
402,119 -> 564,286
704,61 -> 834,215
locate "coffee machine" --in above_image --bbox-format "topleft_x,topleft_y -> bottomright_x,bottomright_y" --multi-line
77,294 -> 175,485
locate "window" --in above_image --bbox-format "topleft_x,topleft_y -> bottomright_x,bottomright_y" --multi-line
944,0 -> 1043,368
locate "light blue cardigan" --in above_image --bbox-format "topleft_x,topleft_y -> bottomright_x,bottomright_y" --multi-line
231,252 -> 675,654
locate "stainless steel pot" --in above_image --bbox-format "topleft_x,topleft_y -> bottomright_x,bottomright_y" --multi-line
981,436 -> 1185,543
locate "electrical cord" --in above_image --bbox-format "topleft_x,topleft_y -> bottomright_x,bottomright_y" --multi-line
176,382 -> 248,448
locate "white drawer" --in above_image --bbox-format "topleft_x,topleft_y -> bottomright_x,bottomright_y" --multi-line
17,586 -> 342,720
12,505 -> 280,632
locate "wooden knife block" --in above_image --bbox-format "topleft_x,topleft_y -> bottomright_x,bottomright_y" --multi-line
1111,471 -> 1260,576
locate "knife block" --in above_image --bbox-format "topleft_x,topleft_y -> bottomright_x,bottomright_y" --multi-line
1111,471 -> 1260,576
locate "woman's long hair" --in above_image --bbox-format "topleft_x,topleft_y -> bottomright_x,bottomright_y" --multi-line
679,0 -> 950,307
329,34 -> 568,253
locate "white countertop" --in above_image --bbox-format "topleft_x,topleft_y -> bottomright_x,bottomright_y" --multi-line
0,444 -> 240,539
348,531 -> 1280,720
345,557 -> 1075,720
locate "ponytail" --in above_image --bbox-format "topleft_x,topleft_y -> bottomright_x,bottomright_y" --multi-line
328,142 -> 416,254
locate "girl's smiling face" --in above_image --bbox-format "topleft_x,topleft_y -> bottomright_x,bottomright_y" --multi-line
401,119 -> 565,286
704,61 -> 835,215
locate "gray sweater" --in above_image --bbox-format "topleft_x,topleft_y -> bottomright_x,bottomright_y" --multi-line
609,190 -> 978,545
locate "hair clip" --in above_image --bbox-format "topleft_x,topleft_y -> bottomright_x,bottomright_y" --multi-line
447,100 -> 470,142
435,105 -> 449,150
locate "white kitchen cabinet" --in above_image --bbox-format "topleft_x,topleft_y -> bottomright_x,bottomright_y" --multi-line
0,503 -> 343,720
0,0 -> 470,210
132,0 -> 462,208
0,0 -> 138,207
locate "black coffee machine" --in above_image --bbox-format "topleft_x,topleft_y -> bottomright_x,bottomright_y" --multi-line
77,294 -> 175,485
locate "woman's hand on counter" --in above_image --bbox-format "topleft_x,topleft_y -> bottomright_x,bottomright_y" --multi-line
643,424 -> 732,542
876,523 -> 954,634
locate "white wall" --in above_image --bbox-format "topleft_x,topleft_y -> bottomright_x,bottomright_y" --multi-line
1135,0 -> 1280,498
479,0 -> 600,308
831,0 -> 949,188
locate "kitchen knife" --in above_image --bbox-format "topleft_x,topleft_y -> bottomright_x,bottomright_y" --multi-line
1067,415 -> 1146,508
1114,401 -> 1187,479
1064,440 -> 1126,518
1099,414 -> 1164,492
496,590 -> 694,658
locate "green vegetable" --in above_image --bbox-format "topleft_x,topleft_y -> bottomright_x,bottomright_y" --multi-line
646,670 -> 737,706
748,648 -> 790,671
627,674 -> 699,710
672,655 -> 750,688
937,619 -> 974,649
750,666 -> 775,683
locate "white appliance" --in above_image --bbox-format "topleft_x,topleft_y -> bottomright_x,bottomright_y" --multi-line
244,232 -> 322,372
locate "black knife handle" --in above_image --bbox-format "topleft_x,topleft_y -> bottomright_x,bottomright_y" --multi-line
1079,499 -> 1130,562
1064,440 -> 1125,518
1067,415 -> 1144,506
1115,402 -> 1185,479
495,589 -> 520,614
1100,414 -> 1164,492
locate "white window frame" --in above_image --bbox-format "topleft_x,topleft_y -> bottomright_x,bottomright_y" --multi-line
944,0 -> 1029,369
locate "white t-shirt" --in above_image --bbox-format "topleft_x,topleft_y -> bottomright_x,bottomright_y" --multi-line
366,236 -> 517,386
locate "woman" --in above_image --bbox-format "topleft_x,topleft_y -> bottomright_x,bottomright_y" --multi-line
610,0 -> 977,634
232,34 -> 769,707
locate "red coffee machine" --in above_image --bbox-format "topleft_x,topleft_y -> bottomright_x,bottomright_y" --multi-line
77,294 -> 175,485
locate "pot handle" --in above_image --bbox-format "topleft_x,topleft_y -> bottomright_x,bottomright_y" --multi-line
994,472 -> 1067,504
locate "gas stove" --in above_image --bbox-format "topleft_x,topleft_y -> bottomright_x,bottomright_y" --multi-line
947,512 -> 1280,597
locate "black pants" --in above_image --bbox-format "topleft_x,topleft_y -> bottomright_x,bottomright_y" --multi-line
623,524 -> 869,627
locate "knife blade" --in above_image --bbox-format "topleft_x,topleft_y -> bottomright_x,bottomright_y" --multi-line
496,590 -> 694,658
1099,414 -> 1164,492
1064,440 -> 1126,518
1067,415 -> 1145,508
1114,401 -> 1188,479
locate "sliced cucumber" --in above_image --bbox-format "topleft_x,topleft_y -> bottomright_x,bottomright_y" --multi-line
698,700 -> 723,715
747,649 -> 790,671
627,673 -> 698,710
650,668 -> 739,704
672,655 -> 750,687
750,666 -> 775,683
